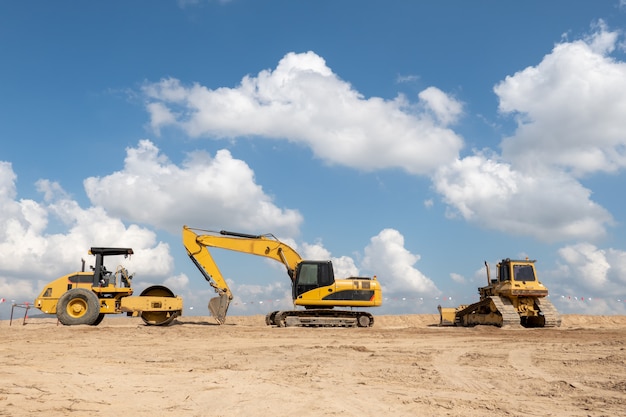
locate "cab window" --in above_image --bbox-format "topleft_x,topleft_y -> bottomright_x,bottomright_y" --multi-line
513,265 -> 535,281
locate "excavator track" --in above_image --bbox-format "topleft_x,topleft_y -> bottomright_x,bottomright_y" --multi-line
266,310 -> 374,328
536,297 -> 562,327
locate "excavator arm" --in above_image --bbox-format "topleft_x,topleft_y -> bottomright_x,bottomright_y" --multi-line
182,225 -> 303,324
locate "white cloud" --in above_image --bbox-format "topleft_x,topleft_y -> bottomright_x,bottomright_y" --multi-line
299,241 -> 360,278
550,243 -> 626,315
556,243 -> 626,294
433,153 -> 612,242
142,51 -> 464,175
163,273 -> 190,292
432,24 -> 626,244
0,162 -> 174,303
418,86 -> 463,125
141,44 -> 624,248
299,241 -> 332,260
450,272 -> 465,284
555,296 -> 626,315
296,229 -> 440,298
362,228 -> 440,295
495,22 -> 626,177
329,256 -> 361,279
84,139 -> 302,236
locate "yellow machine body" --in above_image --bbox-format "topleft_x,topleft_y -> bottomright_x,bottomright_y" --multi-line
438,258 -> 561,328
182,226 -> 382,327
34,248 -> 182,326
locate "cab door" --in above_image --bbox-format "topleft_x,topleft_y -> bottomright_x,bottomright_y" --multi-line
293,261 -> 335,301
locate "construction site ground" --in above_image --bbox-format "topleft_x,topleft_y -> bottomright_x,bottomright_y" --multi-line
1,314 -> 625,416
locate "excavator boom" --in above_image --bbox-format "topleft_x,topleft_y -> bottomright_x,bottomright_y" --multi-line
182,225 -> 303,323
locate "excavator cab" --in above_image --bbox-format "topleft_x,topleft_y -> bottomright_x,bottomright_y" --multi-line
293,261 -> 335,298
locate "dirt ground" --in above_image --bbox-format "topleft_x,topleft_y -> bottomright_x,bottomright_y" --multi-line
1,314 -> 625,417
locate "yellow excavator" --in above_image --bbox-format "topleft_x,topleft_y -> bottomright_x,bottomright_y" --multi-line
182,225 -> 382,327
438,258 -> 561,328
34,247 -> 183,326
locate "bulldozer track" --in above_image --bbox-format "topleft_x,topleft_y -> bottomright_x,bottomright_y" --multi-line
490,296 -> 522,327
536,298 -> 562,327
455,296 -> 520,327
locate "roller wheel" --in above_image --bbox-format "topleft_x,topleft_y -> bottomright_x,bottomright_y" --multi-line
57,288 -> 101,325
139,285 -> 179,326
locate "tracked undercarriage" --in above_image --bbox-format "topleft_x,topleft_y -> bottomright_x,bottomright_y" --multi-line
265,309 -> 374,327
438,258 -> 562,328
451,295 -> 561,328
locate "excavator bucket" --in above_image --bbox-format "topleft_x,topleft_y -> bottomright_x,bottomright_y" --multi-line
208,293 -> 230,324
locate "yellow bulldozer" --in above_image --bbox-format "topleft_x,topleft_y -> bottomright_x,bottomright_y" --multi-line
34,247 -> 182,326
438,258 -> 561,328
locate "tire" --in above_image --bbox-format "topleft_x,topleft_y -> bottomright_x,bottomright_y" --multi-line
91,313 -> 106,326
57,288 -> 101,325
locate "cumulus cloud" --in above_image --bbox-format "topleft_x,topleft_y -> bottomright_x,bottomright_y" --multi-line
163,272 -> 190,292
495,22 -> 626,177
272,230 -> 438,300
140,46 -> 624,246
84,139 -> 302,236
433,24 -> 624,243
142,51 -> 464,175
143,41 -> 622,247
551,243 -> 626,314
0,162 -> 175,303
362,229 -> 440,295
450,272 -> 466,284
297,229 -> 440,299
556,243 -> 626,293
433,153 -> 613,242
299,241 -> 360,278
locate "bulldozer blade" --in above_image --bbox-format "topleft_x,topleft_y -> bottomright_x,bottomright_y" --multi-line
208,294 -> 230,324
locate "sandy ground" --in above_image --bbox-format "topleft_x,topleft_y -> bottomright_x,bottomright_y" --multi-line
1,314 -> 625,417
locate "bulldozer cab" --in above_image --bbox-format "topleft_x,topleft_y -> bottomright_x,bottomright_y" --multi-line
512,264 -> 536,281
293,261 -> 335,298
497,259 -> 537,283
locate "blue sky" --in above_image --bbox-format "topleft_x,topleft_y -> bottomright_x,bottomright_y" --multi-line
2,1 -> 626,319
